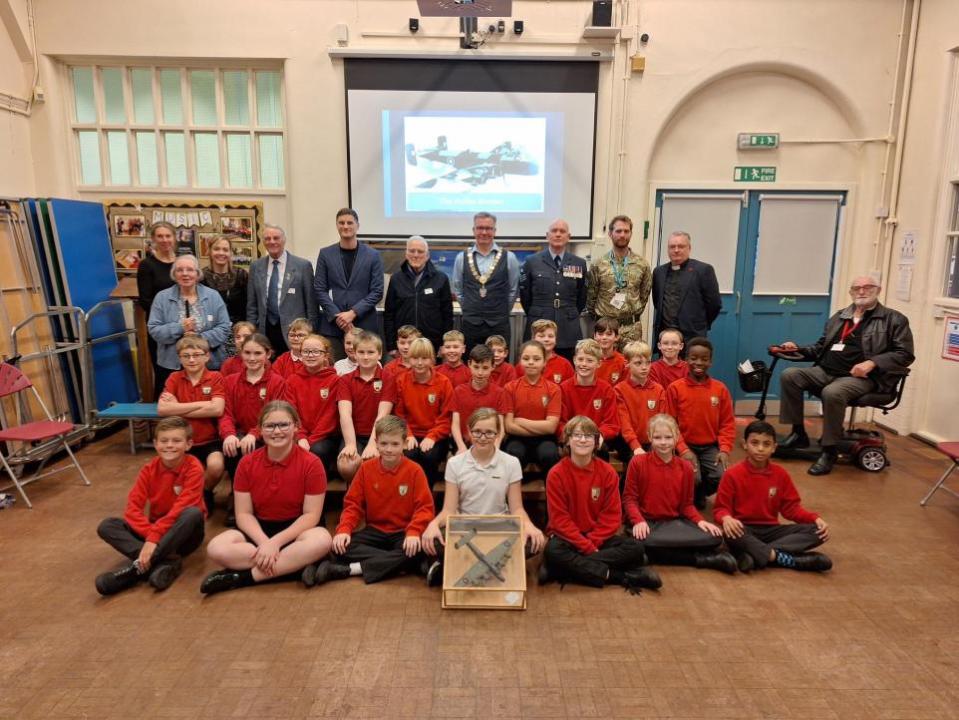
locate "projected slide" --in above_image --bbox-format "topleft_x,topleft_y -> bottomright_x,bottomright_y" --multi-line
402,116 -> 546,214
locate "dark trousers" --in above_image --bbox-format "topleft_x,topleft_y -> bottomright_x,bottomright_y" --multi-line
462,317 -> 511,356
405,438 -> 449,485
544,534 -> 646,588
503,435 -> 560,474
97,506 -> 205,564
224,441 -> 262,479
727,523 -> 823,569
265,320 -> 289,356
688,443 -> 723,499
642,518 -> 722,565
310,436 -> 343,476
335,526 -> 424,584
779,365 -> 875,447
153,363 -> 173,402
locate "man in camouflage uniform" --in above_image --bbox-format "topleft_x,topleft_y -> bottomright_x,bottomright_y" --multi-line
586,215 -> 652,346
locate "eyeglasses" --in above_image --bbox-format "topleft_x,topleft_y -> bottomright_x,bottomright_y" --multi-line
570,433 -> 596,441
301,349 -> 328,357
850,284 -> 878,293
470,430 -> 498,440
179,352 -> 207,360
288,332 -> 309,339
262,421 -> 293,433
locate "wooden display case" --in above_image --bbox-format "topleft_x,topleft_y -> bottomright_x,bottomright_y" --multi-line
441,515 -> 527,610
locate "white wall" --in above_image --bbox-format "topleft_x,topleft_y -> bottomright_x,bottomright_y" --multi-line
9,0 -> 954,438
0,0 -> 36,196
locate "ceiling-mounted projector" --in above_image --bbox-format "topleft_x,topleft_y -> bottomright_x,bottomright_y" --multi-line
416,0 -> 512,16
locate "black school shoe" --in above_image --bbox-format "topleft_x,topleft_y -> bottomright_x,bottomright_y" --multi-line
778,431 -> 810,449
95,563 -> 143,596
736,553 -> 755,574
200,569 -> 244,595
791,552 -> 833,572
303,560 -> 351,587
621,567 -> 662,592
148,558 -> 183,591
694,551 -> 738,575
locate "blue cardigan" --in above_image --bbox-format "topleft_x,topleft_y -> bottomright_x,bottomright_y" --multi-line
147,284 -> 232,370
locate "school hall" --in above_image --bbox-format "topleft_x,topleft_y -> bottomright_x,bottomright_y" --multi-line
2,0 -> 959,718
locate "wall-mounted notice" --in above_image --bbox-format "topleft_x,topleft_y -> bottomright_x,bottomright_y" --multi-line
943,315 -> 959,362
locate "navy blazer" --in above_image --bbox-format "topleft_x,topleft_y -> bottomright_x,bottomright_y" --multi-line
246,252 -> 320,339
651,258 -> 722,340
313,243 -> 384,337
519,249 -> 587,348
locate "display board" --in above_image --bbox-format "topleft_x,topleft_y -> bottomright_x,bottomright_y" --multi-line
442,515 -> 526,610
104,200 -> 264,276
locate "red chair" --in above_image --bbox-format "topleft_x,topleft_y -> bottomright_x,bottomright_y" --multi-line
920,442 -> 959,506
0,361 -> 90,508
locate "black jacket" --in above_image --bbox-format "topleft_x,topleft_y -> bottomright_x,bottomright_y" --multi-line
383,260 -> 454,352
801,302 -> 914,393
652,258 -> 722,340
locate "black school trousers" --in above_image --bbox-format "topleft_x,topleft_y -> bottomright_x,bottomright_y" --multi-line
335,526 -> 425,584
641,518 -> 723,565
727,523 -> 823,569
543,534 -> 646,588
97,506 -> 205,564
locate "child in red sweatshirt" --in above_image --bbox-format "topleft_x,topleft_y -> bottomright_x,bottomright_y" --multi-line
532,319 -> 575,384
542,415 -> 661,592
451,344 -> 507,453
305,415 -> 435,586
594,317 -> 627,386
271,318 -> 312,378
559,339 -> 620,443
284,334 -> 342,473
393,337 -> 453,484
614,341 -> 667,458
486,335 -> 517,387
623,414 -> 735,573
649,328 -> 688,388
665,336 -> 735,509
95,417 -> 206,596
435,330 -> 472,388
714,420 -> 832,573
502,340 -> 562,471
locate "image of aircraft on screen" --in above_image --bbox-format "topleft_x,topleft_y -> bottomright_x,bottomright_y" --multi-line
406,136 -> 540,188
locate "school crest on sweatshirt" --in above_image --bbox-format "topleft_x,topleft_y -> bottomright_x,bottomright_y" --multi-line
647,399 -> 657,410
710,395 -> 719,406
373,380 -> 383,392
259,387 -> 267,400
399,484 -> 409,496
173,485 -> 182,496
591,486 -> 601,501
202,386 -> 212,395
541,394 -> 549,407
768,486 -> 777,498
611,372 -> 620,383
320,388 -> 329,399
427,393 -> 436,405
553,373 -> 562,383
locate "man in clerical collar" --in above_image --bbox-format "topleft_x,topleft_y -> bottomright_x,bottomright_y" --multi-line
519,219 -> 587,360
451,211 -> 520,354
650,230 -> 721,347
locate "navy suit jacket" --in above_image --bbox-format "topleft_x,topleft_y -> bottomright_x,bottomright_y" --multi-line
246,252 -> 319,338
313,243 -> 384,337
651,258 -> 722,340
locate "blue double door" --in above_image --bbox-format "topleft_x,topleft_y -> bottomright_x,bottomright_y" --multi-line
655,190 -> 845,412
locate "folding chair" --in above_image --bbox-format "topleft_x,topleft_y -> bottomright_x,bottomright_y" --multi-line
920,442 -> 959,506
0,361 -> 90,508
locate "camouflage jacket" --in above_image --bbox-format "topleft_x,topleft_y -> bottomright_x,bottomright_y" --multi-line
586,249 -> 652,322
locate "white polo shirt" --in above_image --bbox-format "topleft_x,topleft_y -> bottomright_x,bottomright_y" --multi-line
444,449 -> 522,516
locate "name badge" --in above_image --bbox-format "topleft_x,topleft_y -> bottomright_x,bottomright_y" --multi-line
424,288 -> 434,295
830,343 -> 845,352
288,287 -> 296,294
610,292 -> 627,309
206,315 -> 213,322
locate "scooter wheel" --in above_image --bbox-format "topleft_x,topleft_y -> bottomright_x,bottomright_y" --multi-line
857,448 -> 887,472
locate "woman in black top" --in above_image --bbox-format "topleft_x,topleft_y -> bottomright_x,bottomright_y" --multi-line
137,221 -> 177,399
202,236 -> 249,322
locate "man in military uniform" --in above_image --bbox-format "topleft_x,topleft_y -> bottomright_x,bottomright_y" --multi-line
519,219 -> 587,360
586,215 -> 652,346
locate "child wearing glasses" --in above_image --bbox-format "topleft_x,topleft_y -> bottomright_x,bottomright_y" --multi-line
271,318 -> 312,378
201,401 -> 332,594
157,335 -> 225,514
283,334 -> 342,474
421,407 -> 545,586
541,415 -> 661,593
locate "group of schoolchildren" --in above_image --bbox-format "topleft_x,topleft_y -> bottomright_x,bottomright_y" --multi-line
94,316 -> 832,598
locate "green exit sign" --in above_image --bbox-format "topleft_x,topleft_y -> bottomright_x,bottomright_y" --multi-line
738,133 -> 780,149
734,166 -> 777,182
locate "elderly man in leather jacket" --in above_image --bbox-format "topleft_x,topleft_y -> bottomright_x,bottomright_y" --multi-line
777,275 -> 914,476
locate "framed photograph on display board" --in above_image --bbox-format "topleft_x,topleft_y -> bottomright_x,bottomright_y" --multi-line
103,200 -> 263,276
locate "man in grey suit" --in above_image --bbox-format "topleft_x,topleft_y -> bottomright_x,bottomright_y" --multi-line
313,208 -> 384,360
246,224 -> 320,355
519,218 -> 587,360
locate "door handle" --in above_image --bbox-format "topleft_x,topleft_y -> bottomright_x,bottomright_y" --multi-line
735,291 -> 742,315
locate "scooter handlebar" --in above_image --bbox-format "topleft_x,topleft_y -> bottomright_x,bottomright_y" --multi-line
767,345 -> 805,361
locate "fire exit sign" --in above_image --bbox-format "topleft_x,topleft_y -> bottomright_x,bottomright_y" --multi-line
738,133 -> 780,149
734,166 -> 777,182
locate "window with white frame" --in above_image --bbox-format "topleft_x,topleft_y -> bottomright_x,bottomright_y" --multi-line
69,65 -> 285,191
945,182 -> 959,299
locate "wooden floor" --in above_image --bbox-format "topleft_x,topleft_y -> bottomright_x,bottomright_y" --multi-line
2,422 -> 958,720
